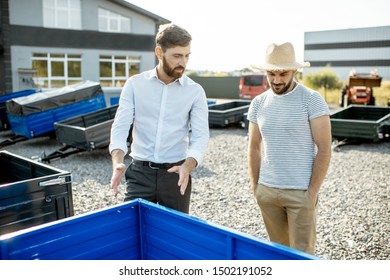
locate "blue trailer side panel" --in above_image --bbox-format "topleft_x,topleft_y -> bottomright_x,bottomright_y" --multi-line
0,202 -> 140,260
0,199 -> 319,260
140,202 -> 317,260
0,89 -> 42,103
0,89 -> 41,130
7,95 -> 106,138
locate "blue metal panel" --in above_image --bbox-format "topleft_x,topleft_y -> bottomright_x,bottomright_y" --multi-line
110,96 -> 119,106
0,89 -> 41,103
0,199 -> 319,260
139,201 -> 318,260
233,237 -> 310,260
142,207 -> 230,259
207,100 -> 216,106
0,89 -> 41,130
7,95 -> 106,138
0,202 -> 140,260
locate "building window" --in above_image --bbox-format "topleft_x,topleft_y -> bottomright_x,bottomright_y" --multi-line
99,55 -> 140,87
32,53 -> 82,88
43,0 -> 81,29
98,8 -> 131,33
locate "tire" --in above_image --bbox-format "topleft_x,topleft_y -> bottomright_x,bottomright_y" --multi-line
339,91 -> 345,107
346,96 -> 351,106
339,86 -> 348,107
369,96 -> 376,106
368,88 -> 375,105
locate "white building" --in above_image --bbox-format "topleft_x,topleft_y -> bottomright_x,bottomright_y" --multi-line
0,0 -> 169,94
304,25 -> 390,81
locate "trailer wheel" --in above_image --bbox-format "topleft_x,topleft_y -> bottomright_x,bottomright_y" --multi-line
345,94 -> 351,107
339,91 -> 345,107
339,86 -> 348,107
368,93 -> 375,105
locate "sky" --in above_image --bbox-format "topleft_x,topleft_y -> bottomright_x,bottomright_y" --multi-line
128,0 -> 390,72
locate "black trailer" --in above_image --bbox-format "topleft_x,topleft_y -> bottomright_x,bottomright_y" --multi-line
41,105 -> 132,162
208,100 -> 251,127
330,105 -> 390,147
0,150 -> 73,235
55,105 -> 118,150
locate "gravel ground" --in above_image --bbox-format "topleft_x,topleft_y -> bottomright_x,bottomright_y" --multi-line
0,126 -> 389,260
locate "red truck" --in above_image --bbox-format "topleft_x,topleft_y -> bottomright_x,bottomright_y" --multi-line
239,73 -> 269,100
339,70 -> 382,107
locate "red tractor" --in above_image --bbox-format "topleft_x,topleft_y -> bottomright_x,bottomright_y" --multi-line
339,70 -> 382,107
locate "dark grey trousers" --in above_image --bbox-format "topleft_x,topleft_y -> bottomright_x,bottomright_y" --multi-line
124,161 -> 192,213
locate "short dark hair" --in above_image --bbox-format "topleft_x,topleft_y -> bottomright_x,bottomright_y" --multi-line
156,24 -> 192,52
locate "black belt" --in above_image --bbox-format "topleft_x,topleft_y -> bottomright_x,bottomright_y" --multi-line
131,158 -> 185,170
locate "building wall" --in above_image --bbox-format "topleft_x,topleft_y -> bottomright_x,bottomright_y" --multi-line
8,0 -> 157,34
8,0 -> 44,27
3,0 -> 169,93
10,45 -> 155,87
304,26 -> 390,81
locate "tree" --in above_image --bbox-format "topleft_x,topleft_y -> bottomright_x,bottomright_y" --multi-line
303,65 -> 342,102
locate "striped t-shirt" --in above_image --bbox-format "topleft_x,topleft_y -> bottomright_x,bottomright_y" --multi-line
247,83 -> 330,189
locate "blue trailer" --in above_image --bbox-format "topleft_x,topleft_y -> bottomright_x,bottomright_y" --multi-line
5,81 -> 106,140
0,88 -> 41,130
0,199 -> 318,260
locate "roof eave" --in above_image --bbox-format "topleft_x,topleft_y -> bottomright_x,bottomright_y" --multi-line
110,0 -> 171,24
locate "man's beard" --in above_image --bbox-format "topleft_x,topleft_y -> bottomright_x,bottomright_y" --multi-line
271,77 -> 294,95
162,56 -> 185,79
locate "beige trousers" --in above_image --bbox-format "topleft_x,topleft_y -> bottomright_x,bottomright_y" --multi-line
254,184 -> 318,255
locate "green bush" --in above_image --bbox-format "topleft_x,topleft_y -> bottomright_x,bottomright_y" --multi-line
302,65 -> 343,91
373,80 -> 390,106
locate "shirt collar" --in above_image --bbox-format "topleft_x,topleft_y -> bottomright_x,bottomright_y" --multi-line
149,67 -> 185,86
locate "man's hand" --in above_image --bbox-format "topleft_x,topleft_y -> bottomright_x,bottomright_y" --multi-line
110,163 -> 126,197
167,157 -> 197,195
110,149 -> 126,197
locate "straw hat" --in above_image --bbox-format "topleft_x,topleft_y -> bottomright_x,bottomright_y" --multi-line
252,42 -> 310,71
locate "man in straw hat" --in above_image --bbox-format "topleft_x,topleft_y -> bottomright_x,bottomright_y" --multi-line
247,42 -> 332,254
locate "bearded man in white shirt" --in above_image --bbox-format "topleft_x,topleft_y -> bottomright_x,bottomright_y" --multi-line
109,24 -> 209,213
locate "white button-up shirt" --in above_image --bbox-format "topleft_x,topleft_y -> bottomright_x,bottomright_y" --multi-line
109,68 -> 209,165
